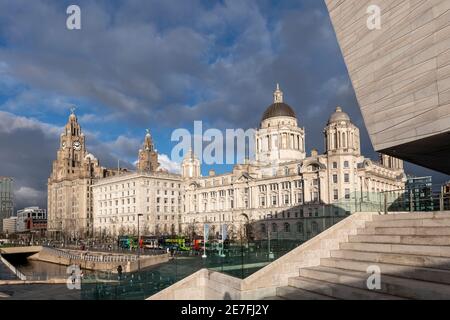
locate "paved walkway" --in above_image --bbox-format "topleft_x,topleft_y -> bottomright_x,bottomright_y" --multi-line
0,284 -> 82,300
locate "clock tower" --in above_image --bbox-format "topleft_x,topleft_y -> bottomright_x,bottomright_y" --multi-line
137,129 -> 160,172
47,109 -> 105,240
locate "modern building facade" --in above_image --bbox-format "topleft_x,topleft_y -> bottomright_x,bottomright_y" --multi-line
2,216 -> 17,235
16,207 -> 47,234
325,0 -> 450,174
91,85 -> 406,241
405,176 -> 433,211
0,177 -> 14,233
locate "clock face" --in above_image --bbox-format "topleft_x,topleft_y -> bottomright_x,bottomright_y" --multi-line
73,141 -> 81,151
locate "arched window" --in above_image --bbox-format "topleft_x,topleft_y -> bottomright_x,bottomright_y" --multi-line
297,222 -> 304,234
284,223 -> 291,233
272,223 -> 278,233
312,222 -> 319,234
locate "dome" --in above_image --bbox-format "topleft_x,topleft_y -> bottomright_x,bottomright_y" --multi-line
262,102 -> 296,121
261,83 -> 296,122
84,153 -> 97,161
328,106 -> 350,124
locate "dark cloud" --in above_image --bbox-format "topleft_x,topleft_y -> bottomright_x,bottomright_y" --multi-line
0,0 -> 448,211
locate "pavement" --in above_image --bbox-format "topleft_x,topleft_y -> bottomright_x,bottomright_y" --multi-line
0,284 -> 82,300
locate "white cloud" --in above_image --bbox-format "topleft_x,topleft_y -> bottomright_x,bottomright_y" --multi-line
0,110 -> 61,137
158,154 -> 181,174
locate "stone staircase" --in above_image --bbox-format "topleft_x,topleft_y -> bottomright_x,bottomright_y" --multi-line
272,212 -> 450,300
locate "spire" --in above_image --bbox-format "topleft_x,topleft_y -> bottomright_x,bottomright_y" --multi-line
273,83 -> 283,103
69,106 -> 77,122
143,129 -> 153,151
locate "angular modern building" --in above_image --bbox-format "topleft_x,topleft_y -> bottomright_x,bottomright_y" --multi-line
325,0 -> 450,174
0,177 -> 14,233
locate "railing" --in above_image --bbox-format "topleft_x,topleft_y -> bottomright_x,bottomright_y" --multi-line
43,246 -> 140,263
0,255 -> 27,280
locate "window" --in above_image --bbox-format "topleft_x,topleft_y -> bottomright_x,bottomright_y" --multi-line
284,223 -> 291,233
313,192 -> 319,202
333,175 -> 338,184
272,195 -> 277,206
260,197 -> 266,207
261,224 -> 266,233
334,190 -> 339,200
297,222 -> 304,234
344,174 -> 350,183
344,161 -> 349,168
345,189 -> 351,200
312,222 -> 319,234
333,162 -> 338,169
297,193 -> 303,204
284,194 -> 290,205
272,223 -> 278,232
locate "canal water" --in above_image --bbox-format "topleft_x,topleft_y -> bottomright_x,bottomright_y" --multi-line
1,241 -> 302,299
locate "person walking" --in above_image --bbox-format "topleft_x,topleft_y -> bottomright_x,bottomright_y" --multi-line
117,265 -> 123,280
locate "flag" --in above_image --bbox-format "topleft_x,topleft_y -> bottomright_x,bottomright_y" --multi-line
221,224 -> 228,241
204,224 -> 210,241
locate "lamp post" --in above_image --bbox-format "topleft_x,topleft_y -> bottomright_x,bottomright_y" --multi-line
137,213 -> 143,271
266,214 -> 274,260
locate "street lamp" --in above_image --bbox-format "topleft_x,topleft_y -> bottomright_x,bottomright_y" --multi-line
137,213 -> 143,271
266,214 -> 274,260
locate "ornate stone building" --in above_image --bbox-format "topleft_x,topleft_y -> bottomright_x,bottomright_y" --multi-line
180,85 -> 406,241
47,110 -> 119,239
56,85 -> 406,241
92,132 -> 183,239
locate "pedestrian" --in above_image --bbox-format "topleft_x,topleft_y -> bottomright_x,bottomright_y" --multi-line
117,265 -> 123,280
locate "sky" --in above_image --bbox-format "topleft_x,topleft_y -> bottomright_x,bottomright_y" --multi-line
0,0 -> 448,211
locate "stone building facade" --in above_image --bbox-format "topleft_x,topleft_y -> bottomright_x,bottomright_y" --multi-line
47,110 -> 121,239
180,86 -> 405,241
92,134 -> 183,239
50,86 -> 406,241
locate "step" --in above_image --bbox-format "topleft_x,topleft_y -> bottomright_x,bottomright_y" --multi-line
299,266 -> 450,300
366,218 -> 450,228
372,212 -> 450,221
340,242 -> 450,258
330,250 -> 450,270
357,226 -> 450,236
321,257 -> 450,285
348,234 -> 450,246
288,276 -> 404,300
275,286 -> 335,300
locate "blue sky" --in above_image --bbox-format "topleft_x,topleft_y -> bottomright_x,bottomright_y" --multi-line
0,0 -> 448,210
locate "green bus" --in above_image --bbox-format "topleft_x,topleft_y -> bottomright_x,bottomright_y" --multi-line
118,236 -> 138,249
